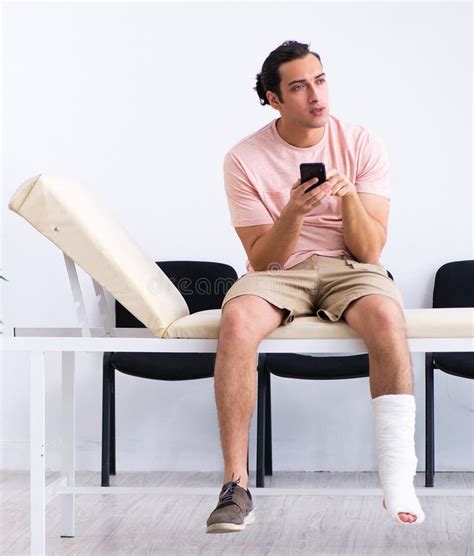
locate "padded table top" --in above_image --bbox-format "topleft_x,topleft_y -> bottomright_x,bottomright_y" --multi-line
163,308 -> 474,340
9,176 -> 474,343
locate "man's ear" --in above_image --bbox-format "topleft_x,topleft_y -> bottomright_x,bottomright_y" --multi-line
266,90 -> 281,109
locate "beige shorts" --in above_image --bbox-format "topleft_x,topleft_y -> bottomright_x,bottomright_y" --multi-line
222,254 -> 404,324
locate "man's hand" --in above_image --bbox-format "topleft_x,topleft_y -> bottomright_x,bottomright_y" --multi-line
285,177 -> 332,216
324,169 -> 358,198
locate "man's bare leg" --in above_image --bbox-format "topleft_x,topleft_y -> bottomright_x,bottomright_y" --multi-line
215,295 -> 285,489
343,294 -> 421,524
344,294 -> 413,399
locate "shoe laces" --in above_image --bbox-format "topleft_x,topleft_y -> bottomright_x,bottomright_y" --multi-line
219,474 -> 241,507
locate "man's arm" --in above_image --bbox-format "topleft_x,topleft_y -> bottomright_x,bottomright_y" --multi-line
236,209 -> 304,271
236,177 -> 332,271
324,169 -> 389,263
341,192 -> 388,263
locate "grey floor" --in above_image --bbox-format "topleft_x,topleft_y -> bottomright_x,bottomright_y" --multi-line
1,471 -> 473,555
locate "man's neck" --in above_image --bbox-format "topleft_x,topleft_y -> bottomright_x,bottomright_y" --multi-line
276,118 -> 325,148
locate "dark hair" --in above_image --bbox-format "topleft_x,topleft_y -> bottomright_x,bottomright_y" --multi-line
255,41 -> 322,106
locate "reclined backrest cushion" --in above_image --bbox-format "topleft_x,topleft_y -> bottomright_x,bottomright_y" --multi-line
8,175 -> 189,336
115,261 -> 239,327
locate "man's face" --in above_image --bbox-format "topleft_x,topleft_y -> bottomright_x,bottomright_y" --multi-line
267,53 -> 329,129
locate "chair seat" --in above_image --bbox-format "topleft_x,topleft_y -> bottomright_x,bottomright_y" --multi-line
433,352 -> 474,379
111,352 -> 216,380
163,307 -> 474,339
266,353 -> 370,380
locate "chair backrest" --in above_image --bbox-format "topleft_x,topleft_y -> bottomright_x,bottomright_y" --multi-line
8,175 -> 190,336
116,261 -> 238,327
433,260 -> 474,308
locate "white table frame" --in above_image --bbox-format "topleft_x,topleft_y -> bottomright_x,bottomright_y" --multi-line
2,331 -> 473,555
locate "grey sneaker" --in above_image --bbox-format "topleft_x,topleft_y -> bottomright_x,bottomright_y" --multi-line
206,477 -> 255,534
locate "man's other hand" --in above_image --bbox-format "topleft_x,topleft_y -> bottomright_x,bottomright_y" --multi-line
324,169 -> 358,198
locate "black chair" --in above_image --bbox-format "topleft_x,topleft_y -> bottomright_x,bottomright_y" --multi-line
256,269 -> 395,487
101,260 -> 238,486
425,260 -> 474,487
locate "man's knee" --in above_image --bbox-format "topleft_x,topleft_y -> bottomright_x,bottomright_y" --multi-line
220,295 -> 284,346
345,294 -> 406,335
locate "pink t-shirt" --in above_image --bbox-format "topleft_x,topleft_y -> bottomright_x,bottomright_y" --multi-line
224,115 -> 390,269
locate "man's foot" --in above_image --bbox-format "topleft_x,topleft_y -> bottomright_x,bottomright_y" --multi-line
206,477 -> 255,534
383,500 -> 418,523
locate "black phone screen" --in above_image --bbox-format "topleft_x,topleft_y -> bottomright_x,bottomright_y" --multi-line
300,163 -> 327,193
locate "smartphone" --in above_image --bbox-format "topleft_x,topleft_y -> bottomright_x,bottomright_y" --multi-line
300,163 -> 326,193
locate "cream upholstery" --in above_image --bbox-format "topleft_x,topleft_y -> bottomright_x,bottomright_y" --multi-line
9,175 -> 189,337
163,307 -> 474,340
9,175 -> 474,344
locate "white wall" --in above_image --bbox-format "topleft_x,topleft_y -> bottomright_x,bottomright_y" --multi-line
1,1 -> 472,473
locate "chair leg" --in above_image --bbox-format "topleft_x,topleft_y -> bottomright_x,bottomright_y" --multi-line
110,368 -> 116,475
265,369 -> 273,476
256,354 -> 267,488
101,353 -> 113,487
425,353 -> 435,487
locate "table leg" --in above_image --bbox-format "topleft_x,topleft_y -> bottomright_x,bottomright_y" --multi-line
30,351 -> 45,555
61,352 -> 75,537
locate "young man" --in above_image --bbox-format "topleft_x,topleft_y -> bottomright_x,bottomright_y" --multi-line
206,41 -> 424,534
